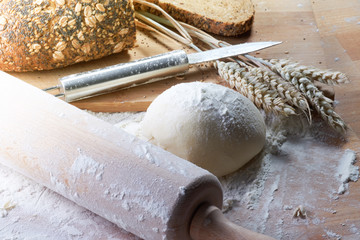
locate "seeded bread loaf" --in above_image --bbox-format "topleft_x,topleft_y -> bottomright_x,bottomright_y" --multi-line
136,0 -> 254,36
0,0 -> 136,72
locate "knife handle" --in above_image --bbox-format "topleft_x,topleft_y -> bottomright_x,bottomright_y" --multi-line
58,50 -> 189,102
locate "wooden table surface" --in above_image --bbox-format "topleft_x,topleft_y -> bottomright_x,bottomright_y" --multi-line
12,0 -> 360,138
4,0 -> 360,239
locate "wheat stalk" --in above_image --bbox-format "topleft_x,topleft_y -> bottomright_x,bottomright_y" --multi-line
247,67 -> 309,112
216,61 -> 296,116
134,0 -> 192,43
269,59 -> 350,85
135,11 -> 294,116
135,8 -> 348,133
271,62 -> 347,133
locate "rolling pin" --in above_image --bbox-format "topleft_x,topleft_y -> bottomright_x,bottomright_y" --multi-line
0,71 -> 274,240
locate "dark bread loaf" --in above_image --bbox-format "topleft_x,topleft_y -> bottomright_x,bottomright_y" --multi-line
136,0 -> 255,37
0,0 -> 136,72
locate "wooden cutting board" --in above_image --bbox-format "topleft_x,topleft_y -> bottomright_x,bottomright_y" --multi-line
10,0 -> 360,136
2,0 -> 360,239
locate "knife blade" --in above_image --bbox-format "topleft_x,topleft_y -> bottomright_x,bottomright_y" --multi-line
187,41 -> 281,64
45,41 -> 281,102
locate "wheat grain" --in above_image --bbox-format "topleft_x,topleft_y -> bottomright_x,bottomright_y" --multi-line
272,62 -> 347,133
272,63 -> 333,104
269,59 -> 349,85
135,9 -> 348,133
216,61 -> 296,116
312,95 -> 348,133
248,67 -> 309,112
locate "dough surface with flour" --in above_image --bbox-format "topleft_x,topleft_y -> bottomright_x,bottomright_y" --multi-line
141,82 -> 266,177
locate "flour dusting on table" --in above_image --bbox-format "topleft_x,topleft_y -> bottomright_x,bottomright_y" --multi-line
336,149 -> 359,194
0,111 -> 359,239
0,164 -> 140,240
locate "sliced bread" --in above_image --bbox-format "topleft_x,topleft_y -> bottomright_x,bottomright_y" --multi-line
137,0 -> 255,36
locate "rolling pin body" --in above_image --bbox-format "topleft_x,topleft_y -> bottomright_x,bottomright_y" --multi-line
0,71 -> 275,240
0,71 -> 223,239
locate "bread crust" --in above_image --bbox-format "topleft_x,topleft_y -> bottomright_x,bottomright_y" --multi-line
136,0 -> 254,37
160,1 -> 254,36
163,4 -> 254,36
0,0 -> 136,72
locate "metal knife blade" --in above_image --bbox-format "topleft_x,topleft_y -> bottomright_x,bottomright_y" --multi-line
45,41 -> 282,102
187,41 -> 282,64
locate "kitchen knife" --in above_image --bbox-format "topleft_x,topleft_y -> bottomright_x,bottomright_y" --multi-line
45,41 -> 281,102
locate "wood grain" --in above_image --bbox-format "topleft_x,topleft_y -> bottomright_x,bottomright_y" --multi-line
311,0 -> 360,137
11,0 -> 360,136
3,0 -> 360,239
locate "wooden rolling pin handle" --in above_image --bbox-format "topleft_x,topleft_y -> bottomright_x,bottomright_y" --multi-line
190,203 -> 275,240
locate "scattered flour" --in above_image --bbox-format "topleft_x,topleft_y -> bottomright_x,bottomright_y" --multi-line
336,149 -> 359,194
0,111 -> 359,239
344,16 -> 360,23
0,165 -> 140,240
0,200 -> 16,218
324,229 -> 342,240
70,148 -> 105,181
349,224 -> 359,234
215,114 -> 359,238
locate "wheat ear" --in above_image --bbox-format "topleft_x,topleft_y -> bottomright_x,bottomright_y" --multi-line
269,59 -> 350,85
215,61 -> 296,116
136,10 -> 347,132
271,63 -> 347,133
247,67 -> 310,112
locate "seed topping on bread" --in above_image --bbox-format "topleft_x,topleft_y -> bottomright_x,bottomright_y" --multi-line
0,0 -> 136,72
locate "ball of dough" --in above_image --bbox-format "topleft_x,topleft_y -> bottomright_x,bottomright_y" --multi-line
141,82 -> 266,177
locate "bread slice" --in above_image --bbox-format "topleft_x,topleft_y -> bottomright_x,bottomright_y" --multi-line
137,0 -> 254,36
0,0 -> 136,72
